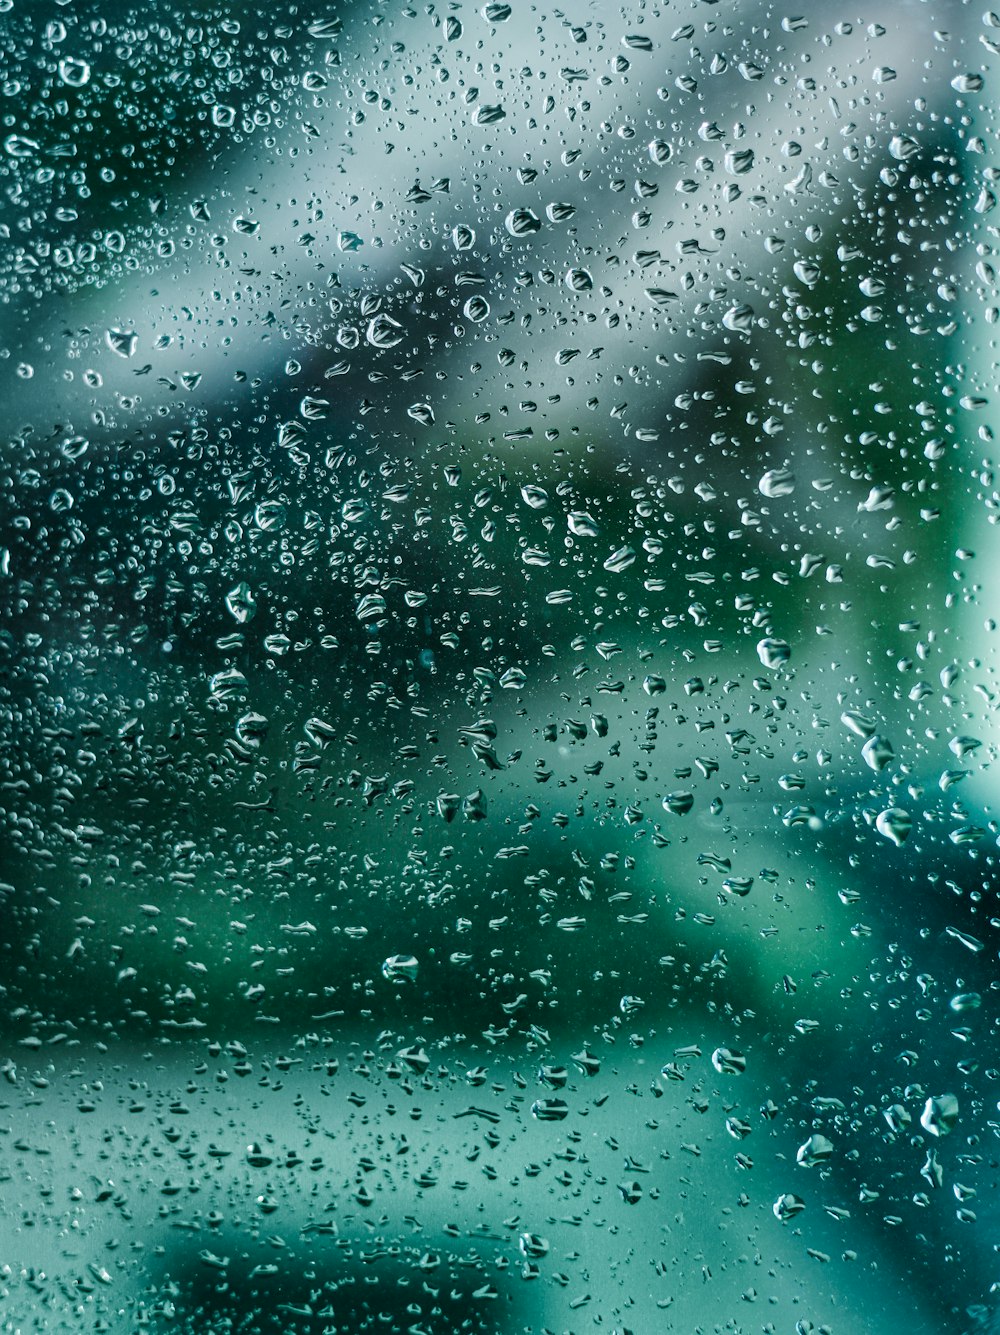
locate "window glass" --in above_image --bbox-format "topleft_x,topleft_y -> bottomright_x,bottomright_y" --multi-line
1,3 -> 995,1332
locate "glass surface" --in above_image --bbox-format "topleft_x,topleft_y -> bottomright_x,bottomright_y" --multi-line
1,2 -> 997,1332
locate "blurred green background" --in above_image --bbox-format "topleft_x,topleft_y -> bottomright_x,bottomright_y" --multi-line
1,1 -> 999,1332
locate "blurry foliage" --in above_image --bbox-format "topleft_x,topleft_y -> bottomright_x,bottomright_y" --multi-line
1,2 -> 999,1333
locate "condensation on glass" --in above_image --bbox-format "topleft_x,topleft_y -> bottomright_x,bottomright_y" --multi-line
0,3 -> 996,1333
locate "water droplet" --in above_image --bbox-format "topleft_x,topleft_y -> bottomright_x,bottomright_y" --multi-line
521,485 -> 549,509
382,954 -> 419,983
757,637 -> 791,670
796,1133 -> 834,1167
920,1094 -> 959,1137
506,208 -> 542,237
106,328 -> 138,358
209,668 -> 249,701
356,592 -> 387,623
531,1098 -> 569,1121
225,583 -> 257,624
4,134 -> 39,158
723,303 -> 755,333
254,501 -> 286,531
565,268 -> 593,292
712,1047 -> 746,1075
463,295 -> 490,322
758,468 -> 796,498
604,545 -> 637,573
861,735 -> 894,772
58,57 -> 91,86
235,712 -> 268,746
366,313 -> 403,347
519,1233 -> 550,1259
876,807 -> 912,846
568,511 -> 600,537
725,148 -> 755,175
889,134 -> 920,161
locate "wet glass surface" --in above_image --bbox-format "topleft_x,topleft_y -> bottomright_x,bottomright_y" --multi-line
1,2 -> 998,1332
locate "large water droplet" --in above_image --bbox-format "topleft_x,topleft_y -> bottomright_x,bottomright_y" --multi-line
876,807 -> 912,846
